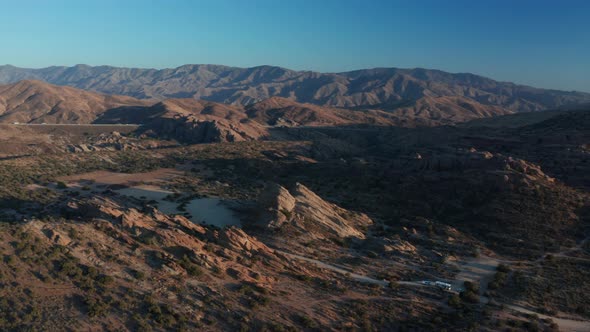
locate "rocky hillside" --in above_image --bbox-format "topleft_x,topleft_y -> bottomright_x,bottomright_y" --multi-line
2,64 -> 589,115
2,80 -> 589,145
0,80 -> 147,124
109,99 -> 268,143
246,96 -> 427,126
0,80 -> 519,133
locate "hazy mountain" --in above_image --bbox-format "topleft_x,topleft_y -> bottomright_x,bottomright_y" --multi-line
1,64 -> 589,114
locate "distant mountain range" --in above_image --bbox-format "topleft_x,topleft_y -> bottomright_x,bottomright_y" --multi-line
1,64 -> 589,117
0,80 -> 420,138
0,80 -> 517,128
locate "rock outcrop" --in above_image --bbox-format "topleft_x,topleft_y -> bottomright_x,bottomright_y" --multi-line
62,194 -> 280,283
258,183 -> 372,240
391,148 -> 554,183
129,99 -> 268,143
67,131 -> 148,152
141,116 -> 264,143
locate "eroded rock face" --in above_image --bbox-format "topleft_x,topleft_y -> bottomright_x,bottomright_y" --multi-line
258,183 -> 297,228
41,227 -> 73,246
392,148 -> 554,182
212,227 -> 274,256
258,182 -> 372,240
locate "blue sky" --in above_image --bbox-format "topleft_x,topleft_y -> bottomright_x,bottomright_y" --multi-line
0,0 -> 588,91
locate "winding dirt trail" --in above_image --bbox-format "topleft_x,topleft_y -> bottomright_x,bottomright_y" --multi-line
505,304 -> 590,332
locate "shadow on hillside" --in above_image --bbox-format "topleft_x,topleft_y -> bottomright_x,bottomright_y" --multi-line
93,105 -> 163,124
268,110 -> 590,188
0,196 -> 59,222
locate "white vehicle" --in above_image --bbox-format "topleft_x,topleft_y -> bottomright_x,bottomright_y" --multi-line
434,281 -> 452,291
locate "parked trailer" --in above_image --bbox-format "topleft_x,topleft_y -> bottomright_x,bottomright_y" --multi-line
434,281 -> 452,291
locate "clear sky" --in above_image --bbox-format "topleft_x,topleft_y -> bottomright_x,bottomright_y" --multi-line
0,0 -> 588,92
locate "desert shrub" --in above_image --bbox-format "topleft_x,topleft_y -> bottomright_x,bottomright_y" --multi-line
463,281 -> 479,293
460,282 -> 481,303
461,290 -> 480,304
524,320 -> 540,332
448,294 -> 462,308
132,269 -> 146,280
295,274 -> 312,282
58,258 -> 83,279
366,251 -> 379,258
97,274 -> 115,286
297,314 -> 317,329
488,271 -> 508,290
4,254 -> 16,266
179,256 -> 202,277
85,296 -> 109,317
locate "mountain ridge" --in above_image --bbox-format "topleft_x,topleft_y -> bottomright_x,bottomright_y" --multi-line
0,80 -> 514,127
0,79 -> 148,124
2,64 -> 589,115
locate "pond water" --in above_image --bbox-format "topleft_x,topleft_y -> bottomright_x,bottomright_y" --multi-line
115,185 -> 241,228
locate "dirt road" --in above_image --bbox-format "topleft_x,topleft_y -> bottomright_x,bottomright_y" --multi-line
451,254 -> 590,332
281,250 -> 590,332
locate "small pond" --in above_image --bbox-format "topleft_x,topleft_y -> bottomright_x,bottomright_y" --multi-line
115,186 -> 241,228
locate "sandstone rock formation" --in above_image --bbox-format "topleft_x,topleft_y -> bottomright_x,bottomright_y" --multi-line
258,182 -> 372,240
63,194 -> 280,283
67,131 -> 147,152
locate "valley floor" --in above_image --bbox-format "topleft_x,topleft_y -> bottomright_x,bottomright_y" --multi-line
0,111 -> 588,331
